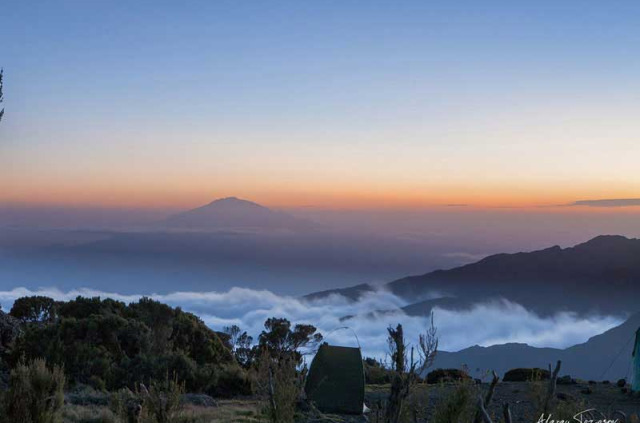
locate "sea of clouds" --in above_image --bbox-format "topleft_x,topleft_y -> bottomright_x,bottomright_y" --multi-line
0,287 -> 622,359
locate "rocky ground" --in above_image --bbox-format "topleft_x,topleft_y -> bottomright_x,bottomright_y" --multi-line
365,381 -> 640,422
59,381 -> 640,422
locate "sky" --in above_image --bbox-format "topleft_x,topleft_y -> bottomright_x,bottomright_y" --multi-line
1,0 -> 640,210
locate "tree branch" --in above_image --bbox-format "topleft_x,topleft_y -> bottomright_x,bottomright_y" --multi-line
476,396 -> 493,423
503,403 -> 513,423
543,360 -> 562,415
473,371 -> 499,423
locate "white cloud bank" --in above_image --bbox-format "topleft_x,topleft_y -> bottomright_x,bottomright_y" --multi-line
0,287 -> 622,359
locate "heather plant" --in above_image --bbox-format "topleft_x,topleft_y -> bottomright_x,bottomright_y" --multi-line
110,388 -> 143,423
255,348 -> 301,423
431,381 -> 477,423
1,358 -> 65,423
141,374 -> 185,423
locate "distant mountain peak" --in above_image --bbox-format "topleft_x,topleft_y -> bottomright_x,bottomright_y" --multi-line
210,196 -> 249,203
213,196 -> 239,203
164,197 -> 316,232
576,234 -> 632,248
204,197 -> 266,208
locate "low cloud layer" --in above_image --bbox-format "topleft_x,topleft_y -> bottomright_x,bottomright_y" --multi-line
570,198 -> 640,208
0,287 -> 622,359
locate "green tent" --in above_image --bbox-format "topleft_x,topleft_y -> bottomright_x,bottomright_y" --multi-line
305,344 -> 365,414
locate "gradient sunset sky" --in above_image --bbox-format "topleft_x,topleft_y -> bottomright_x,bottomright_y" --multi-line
1,1 -> 639,210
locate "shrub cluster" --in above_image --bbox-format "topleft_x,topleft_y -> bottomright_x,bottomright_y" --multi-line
0,358 -> 65,423
4,296 -> 244,396
503,367 -> 550,382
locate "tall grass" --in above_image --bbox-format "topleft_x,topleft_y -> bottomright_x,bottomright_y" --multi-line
108,375 -> 185,423
255,349 -> 301,423
1,358 -> 65,423
431,382 -> 477,423
142,375 -> 185,423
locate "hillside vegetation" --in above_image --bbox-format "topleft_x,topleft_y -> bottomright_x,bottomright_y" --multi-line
1,296 -> 248,396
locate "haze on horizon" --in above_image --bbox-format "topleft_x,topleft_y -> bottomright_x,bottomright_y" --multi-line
1,1 -> 640,211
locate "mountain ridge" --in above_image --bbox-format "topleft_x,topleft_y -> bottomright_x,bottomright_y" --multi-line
434,311 -> 640,380
305,235 -> 640,316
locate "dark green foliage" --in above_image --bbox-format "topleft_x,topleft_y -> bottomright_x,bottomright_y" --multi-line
258,317 -> 322,365
256,349 -> 300,423
3,298 -> 322,401
0,310 -> 21,356
170,311 -> 232,366
58,296 -> 126,319
503,368 -> 550,382
252,318 -> 323,423
426,368 -> 472,384
223,324 -> 254,368
125,298 -> 174,355
208,364 -> 252,398
1,358 -> 65,423
6,296 -> 236,395
364,357 -> 393,384
10,296 -> 58,323
557,375 -> 577,385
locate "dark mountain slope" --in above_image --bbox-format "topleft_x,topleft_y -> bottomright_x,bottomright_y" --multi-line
434,312 -> 640,381
306,236 -> 640,316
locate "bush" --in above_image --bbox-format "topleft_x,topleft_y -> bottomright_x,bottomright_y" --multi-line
431,382 -> 476,423
209,364 -> 252,398
8,296 -> 236,395
109,388 -> 142,423
142,374 -> 185,423
364,358 -> 392,384
503,368 -> 550,382
426,368 -> 471,384
1,358 -> 65,423
255,349 -> 300,423
557,375 -> 576,385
